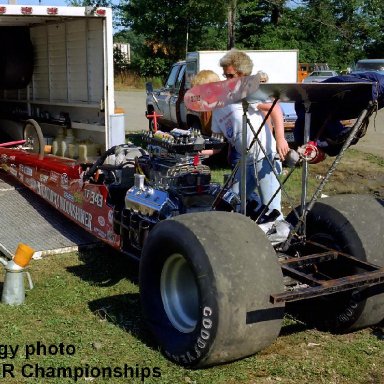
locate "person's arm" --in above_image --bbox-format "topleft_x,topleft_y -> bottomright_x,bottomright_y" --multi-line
199,110 -> 226,157
257,103 -> 273,132
200,148 -> 221,156
270,103 -> 289,161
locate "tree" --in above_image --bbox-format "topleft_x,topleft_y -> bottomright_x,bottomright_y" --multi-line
117,0 -> 227,69
115,0 -> 384,77
296,0 -> 384,68
242,0 -> 380,70
358,0 -> 384,58
227,0 -> 237,49
67,0 -> 112,7
113,29 -> 169,78
236,0 -> 290,49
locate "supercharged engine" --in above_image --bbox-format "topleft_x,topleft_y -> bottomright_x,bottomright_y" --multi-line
108,129 -> 227,253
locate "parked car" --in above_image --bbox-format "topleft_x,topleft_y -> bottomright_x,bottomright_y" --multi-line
302,70 -> 339,83
352,59 -> 384,75
280,102 -> 297,143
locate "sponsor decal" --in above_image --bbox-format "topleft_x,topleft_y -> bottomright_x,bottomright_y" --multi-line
36,182 -> 60,208
39,174 -> 49,184
73,192 -> 83,204
9,167 -> 17,177
35,182 -> 92,230
25,177 -> 38,191
94,227 -> 106,239
107,230 -> 117,242
108,209 -> 114,224
49,171 -> 60,183
23,166 -> 33,177
59,196 -> 92,230
83,189 -> 103,208
63,191 -> 75,203
98,216 -> 105,227
60,173 -> 69,188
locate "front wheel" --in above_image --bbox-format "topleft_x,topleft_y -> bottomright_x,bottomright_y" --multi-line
139,211 -> 285,367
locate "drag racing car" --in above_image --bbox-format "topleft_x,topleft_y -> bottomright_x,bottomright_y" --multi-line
0,73 -> 383,368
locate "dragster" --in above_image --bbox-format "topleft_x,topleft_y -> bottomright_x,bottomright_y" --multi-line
0,73 -> 383,368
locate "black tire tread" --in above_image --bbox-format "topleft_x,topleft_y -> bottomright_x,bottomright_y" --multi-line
140,211 -> 285,367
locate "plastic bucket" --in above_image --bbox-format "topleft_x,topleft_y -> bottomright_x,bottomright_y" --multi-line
13,243 -> 35,268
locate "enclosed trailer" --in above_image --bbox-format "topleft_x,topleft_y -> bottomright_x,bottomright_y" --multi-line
0,4 -> 124,160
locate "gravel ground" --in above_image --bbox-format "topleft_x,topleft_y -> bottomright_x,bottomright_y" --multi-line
115,89 -> 148,132
354,108 -> 384,158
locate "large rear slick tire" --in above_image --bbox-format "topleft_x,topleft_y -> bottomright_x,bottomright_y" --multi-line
139,211 -> 285,368
287,194 -> 384,332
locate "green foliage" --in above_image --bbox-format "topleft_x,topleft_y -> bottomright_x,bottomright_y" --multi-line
132,57 -> 170,79
115,0 -> 228,76
67,0 -> 112,6
114,0 -> 384,76
113,46 -> 130,74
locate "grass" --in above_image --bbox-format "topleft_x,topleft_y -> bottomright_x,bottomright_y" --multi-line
1,249 -> 383,384
210,148 -> 384,209
0,146 -> 383,383
114,74 -> 163,91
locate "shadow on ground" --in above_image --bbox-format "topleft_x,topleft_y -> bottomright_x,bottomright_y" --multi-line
67,244 -> 139,287
66,246 -> 157,350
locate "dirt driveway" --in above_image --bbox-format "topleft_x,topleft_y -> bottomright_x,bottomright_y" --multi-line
115,89 -> 148,132
354,108 -> 384,158
115,89 -> 384,159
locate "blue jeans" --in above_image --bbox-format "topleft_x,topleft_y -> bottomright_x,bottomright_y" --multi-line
232,154 -> 282,218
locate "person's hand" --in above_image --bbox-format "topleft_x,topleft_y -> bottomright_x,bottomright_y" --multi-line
199,149 -> 210,156
200,148 -> 220,157
276,137 -> 290,161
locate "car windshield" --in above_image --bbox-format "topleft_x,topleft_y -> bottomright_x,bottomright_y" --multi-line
356,62 -> 384,71
310,71 -> 334,77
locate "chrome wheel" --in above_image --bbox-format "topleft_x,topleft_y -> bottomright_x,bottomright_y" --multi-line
160,253 -> 199,333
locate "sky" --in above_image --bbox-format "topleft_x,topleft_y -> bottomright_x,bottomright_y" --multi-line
1,0 -> 302,7
0,0 -> 122,32
0,0 -> 119,6
0,0 -> 69,5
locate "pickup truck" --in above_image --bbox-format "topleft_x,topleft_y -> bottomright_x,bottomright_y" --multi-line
145,50 -> 299,139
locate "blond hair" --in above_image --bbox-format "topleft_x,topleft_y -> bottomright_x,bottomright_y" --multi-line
257,70 -> 269,83
191,70 -> 220,86
219,49 -> 253,76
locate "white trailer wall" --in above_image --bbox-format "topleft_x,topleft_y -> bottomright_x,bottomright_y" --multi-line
186,50 -> 298,87
30,19 -> 103,105
0,7 -> 123,152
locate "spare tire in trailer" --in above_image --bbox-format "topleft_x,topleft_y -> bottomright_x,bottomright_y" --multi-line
0,27 -> 34,89
286,194 -> 384,332
24,119 -> 44,158
139,211 -> 285,367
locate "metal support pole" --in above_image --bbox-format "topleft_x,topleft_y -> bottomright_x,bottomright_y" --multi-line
299,102 -> 311,234
306,105 -> 373,213
240,99 -> 248,214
